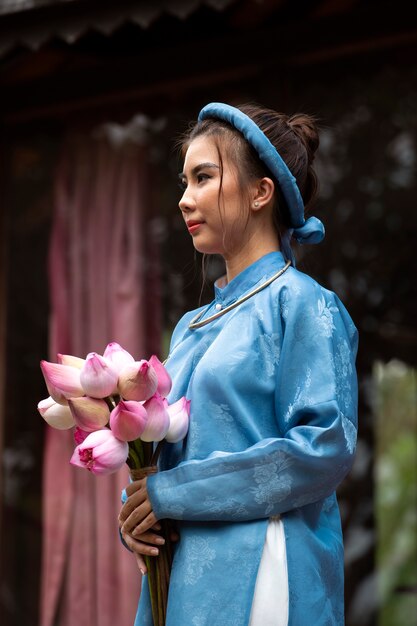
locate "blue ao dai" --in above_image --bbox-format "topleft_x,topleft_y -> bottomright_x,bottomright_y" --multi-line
132,251 -> 358,626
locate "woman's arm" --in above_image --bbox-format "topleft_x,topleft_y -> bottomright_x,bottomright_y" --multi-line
145,405 -> 354,526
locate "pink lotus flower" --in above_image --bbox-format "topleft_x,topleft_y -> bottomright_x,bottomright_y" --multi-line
165,397 -> 191,443
149,355 -> 172,398
70,428 -> 128,475
40,360 -> 85,405
103,342 -> 135,374
80,353 -> 118,398
118,360 -> 158,402
38,396 -> 76,429
109,400 -> 148,442
141,395 -> 170,442
57,353 -> 85,369
68,396 -> 110,432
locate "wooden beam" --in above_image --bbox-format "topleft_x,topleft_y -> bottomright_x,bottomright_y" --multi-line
287,28 -> 417,66
1,1 -> 416,123
2,63 -> 260,123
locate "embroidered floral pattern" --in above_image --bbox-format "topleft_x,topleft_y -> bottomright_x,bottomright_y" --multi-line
335,338 -> 354,412
283,367 -> 313,423
183,536 -> 216,585
203,495 -> 248,519
257,332 -> 281,377
315,295 -> 338,338
341,413 -> 357,454
166,502 -> 186,519
251,452 -> 293,514
206,400 -> 235,446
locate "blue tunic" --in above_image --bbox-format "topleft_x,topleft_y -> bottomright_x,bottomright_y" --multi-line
136,251 -> 358,626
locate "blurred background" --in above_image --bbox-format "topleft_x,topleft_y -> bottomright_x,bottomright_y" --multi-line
0,1 -> 416,625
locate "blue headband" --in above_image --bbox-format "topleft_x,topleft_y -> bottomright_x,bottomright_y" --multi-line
198,102 -> 325,245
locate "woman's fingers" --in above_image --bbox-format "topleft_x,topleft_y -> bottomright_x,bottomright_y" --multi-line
119,485 -> 147,525
131,511 -> 159,537
121,529 -> 160,558
126,478 -> 145,497
121,499 -> 152,534
134,530 -> 165,546
134,553 -> 148,576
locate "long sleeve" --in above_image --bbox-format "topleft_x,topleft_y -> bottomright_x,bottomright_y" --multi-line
147,280 -> 358,523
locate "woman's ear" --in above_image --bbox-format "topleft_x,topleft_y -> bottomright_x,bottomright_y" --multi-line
251,177 -> 275,211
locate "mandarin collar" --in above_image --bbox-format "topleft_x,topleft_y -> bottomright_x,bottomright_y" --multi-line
214,251 -> 286,306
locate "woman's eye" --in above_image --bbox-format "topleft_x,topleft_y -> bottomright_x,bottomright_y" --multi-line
178,173 -> 211,190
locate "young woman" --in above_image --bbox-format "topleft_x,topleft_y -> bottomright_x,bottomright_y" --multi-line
119,102 -> 358,626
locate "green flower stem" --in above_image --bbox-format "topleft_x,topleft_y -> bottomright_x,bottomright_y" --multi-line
129,438 -> 145,467
142,440 -> 154,466
145,556 -> 160,626
157,559 -> 164,626
128,439 -> 172,625
127,444 -> 141,470
150,440 -> 165,466
104,396 -> 116,411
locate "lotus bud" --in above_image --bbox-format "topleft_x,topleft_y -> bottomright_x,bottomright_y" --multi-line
165,397 -> 191,443
57,354 -> 85,369
109,400 -> 148,442
38,396 -> 76,430
118,360 -> 158,402
80,352 -> 118,398
141,395 -> 170,442
103,342 -> 135,374
70,428 -> 128,475
149,355 -> 172,398
40,360 -> 85,405
74,427 -> 90,445
68,396 -> 110,432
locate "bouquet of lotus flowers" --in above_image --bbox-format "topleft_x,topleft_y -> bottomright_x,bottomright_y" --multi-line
38,342 -> 190,626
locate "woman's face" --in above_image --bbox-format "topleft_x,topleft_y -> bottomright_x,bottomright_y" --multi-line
178,135 -> 251,257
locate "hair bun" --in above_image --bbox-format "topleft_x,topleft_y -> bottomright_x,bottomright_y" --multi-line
287,114 -> 319,162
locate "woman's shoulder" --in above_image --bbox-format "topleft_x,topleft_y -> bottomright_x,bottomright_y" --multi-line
273,265 -> 357,338
168,303 -> 208,346
273,263 -> 330,303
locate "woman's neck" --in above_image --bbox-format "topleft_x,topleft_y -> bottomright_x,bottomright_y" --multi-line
224,231 -> 280,283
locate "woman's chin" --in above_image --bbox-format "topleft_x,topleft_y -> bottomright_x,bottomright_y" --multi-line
192,240 -> 222,256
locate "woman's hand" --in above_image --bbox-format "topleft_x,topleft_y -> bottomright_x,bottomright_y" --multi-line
120,526 -> 165,575
119,478 -> 162,574
119,477 -> 159,536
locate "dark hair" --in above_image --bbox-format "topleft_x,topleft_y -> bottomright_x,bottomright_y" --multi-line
178,102 -> 320,259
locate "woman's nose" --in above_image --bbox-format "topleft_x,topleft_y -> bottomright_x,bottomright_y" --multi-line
178,189 -> 196,214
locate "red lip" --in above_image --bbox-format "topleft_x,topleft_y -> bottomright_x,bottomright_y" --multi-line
187,220 -> 204,233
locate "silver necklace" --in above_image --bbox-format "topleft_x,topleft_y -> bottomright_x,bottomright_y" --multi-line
188,260 -> 291,330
